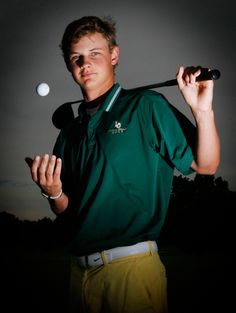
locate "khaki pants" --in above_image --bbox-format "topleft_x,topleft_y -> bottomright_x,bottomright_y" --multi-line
67,248 -> 168,313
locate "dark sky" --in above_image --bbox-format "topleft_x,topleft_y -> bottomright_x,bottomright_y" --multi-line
0,0 -> 235,220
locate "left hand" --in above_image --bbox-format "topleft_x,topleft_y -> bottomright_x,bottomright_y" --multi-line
176,66 -> 214,112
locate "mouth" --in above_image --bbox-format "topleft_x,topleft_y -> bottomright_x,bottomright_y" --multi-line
80,72 -> 97,85
81,72 -> 95,78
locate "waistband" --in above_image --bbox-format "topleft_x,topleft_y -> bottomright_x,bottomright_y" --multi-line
76,241 -> 158,268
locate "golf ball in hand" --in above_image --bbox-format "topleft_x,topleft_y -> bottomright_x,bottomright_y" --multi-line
36,82 -> 50,96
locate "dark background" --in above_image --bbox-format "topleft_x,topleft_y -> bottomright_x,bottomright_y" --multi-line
0,175 -> 235,312
0,1 -> 235,312
0,0 -> 235,220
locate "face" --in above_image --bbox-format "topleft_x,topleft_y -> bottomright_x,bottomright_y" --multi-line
68,32 -> 119,100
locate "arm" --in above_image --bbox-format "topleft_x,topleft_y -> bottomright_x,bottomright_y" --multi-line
30,154 -> 69,215
176,66 -> 220,174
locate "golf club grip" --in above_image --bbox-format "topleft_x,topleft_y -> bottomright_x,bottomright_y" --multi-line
133,69 -> 221,90
170,68 -> 221,85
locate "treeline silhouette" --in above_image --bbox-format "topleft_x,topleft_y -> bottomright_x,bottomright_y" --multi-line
160,174 -> 235,252
0,174 -> 235,253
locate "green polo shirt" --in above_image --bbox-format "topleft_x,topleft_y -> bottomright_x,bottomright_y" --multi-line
53,83 -> 195,255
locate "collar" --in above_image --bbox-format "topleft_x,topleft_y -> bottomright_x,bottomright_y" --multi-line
103,83 -> 122,112
78,83 -> 122,118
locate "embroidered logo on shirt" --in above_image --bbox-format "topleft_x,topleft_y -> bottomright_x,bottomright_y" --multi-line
107,121 -> 127,134
115,121 -> 121,129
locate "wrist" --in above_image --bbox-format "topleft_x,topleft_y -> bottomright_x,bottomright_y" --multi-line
193,108 -> 214,124
41,189 -> 63,200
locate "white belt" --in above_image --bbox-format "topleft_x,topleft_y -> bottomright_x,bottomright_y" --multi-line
77,241 -> 158,268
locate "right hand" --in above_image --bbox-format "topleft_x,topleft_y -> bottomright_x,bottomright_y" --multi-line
29,154 -> 62,198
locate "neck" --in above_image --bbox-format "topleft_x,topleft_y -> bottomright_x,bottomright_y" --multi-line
82,79 -> 115,102
84,84 -> 114,116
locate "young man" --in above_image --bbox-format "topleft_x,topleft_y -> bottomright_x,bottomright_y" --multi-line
29,16 -> 220,313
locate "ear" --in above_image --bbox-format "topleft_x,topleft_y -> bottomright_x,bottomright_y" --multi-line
111,46 -> 119,66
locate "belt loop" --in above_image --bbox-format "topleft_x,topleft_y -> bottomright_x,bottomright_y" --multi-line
148,241 -> 154,255
101,251 -> 108,266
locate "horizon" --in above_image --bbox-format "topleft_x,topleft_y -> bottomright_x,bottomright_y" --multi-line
1,173 -> 234,221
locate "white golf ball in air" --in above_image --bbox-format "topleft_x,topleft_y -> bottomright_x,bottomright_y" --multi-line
36,82 -> 50,96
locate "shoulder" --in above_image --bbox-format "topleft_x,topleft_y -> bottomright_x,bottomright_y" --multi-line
120,88 -> 164,100
120,88 -> 195,130
56,116 -> 81,144
119,88 -> 168,111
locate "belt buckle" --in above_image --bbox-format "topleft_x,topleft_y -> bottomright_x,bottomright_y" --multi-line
88,252 -> 103,267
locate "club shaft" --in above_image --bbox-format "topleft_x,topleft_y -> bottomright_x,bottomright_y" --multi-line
132,69 -> 221,91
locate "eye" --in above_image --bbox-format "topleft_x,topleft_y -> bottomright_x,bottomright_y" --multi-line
70,55 -> 79,63
91,51 -> 100,57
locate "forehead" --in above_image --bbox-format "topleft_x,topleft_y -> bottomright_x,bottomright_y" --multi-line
70,32 -> 109,52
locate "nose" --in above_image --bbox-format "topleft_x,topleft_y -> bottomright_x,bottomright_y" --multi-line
76,55 -> 90,69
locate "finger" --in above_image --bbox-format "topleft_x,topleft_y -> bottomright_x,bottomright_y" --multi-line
186,66 -> 201,82
195,66 -> 202,78
53,158 -> 62,183
184,66 -> 194,77
176,66 -> 185,89
31,155 -> 41,183
193,68 -> 201,81
185,74 -> 190,84
46,155 -> 57,182
189,73 -> 196,84
38,154 -> 49,185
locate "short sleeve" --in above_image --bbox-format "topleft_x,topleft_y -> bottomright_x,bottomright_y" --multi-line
141,91 -> 196,175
